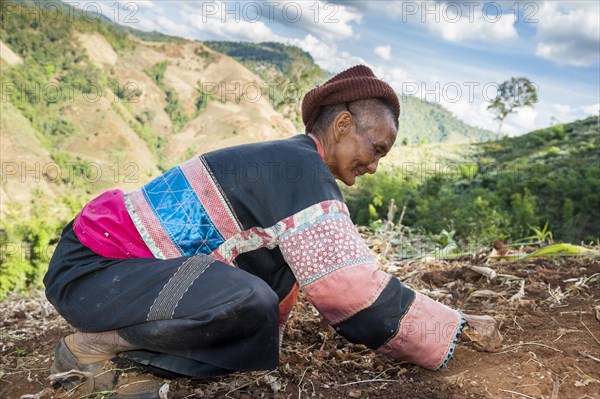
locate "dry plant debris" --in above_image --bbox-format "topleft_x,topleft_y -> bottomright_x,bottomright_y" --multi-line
1,232 -> 599,399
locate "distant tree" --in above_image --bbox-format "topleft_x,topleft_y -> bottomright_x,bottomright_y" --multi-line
488,77 -> 538,139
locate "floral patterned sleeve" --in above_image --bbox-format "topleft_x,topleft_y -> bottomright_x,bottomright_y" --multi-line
277,200 -> 466,370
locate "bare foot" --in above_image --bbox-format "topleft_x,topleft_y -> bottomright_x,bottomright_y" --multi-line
461,314 -> 503,352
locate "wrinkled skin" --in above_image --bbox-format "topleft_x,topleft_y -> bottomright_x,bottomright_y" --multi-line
320,111 -> 396,186
462,314 -> 504,352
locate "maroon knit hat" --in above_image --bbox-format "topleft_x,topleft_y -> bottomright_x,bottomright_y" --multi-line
301,65 -> 400,134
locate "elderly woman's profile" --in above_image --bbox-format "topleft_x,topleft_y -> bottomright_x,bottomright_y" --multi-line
44,65 -> 502,398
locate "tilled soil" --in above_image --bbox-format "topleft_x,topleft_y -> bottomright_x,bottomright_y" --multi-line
1,255 -> 599,399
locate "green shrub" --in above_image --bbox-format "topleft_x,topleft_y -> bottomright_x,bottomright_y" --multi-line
511,189 -> 539,237
0,194 -> 70,300
547,146 -> 561,156
144,61 -> 169,87
165,90 -> 188,132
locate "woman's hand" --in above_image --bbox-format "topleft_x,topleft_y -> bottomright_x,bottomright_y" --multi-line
461,314 -> 503,352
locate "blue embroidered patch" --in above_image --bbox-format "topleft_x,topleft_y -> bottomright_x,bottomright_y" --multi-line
142,166 -> 224,256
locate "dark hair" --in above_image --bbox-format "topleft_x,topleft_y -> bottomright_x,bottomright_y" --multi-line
311,98 -> 398,137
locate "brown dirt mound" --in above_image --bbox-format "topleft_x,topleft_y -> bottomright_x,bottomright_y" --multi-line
1,255 -> 599,399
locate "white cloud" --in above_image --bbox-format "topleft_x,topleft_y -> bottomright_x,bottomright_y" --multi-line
443,98 -> 497,131
177,1 -> 363,41
552,103 -> 572,115
374,45 -> 391,61
132,1 -> 161,12
534,2 -> 600,67
288,34 -> 365,72
371,66 -> 411,93
180,7 -> 284,43
384,1 -> 518,43
545,103 -> 600,123
270,1 -> 363,40
154,15 -> 196,39
425,2 -> 517,43
448,101 -> 538,137
546,103 -> 599,124
510,106 -> 539,131
136,18 -> 157,32
582,103 -> 600,116
382,1 -> 413,19
143,1 -> 364,58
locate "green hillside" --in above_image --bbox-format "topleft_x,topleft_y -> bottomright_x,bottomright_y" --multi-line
398,94 -> 495,144
346,116 -> 600,244
475,116 -> 599,241
203,41 -> 324,79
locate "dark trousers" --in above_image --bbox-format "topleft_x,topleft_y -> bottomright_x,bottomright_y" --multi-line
43,221 -> 280,377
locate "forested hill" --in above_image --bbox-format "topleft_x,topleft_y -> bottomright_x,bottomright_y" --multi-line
474,116 -> 600,241
0,0 -> 298,209
398,94 -> 495,144
203,40 -> 327,129
203,40 -> 324,80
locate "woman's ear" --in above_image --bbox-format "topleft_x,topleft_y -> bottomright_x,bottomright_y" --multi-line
333,111 -> 353,142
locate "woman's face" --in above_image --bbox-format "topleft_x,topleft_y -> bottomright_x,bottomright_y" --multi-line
328,112 -> 397,186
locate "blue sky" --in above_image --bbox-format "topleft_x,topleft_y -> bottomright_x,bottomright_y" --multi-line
81,1 -> 599,135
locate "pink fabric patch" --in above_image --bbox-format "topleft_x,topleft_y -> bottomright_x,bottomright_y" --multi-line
279,214 -> 373,286
376,292 -> 462,370
74,190 -> 154,259
277,209 -> 389,322
278,282 -> 299,333
211,251 -> 230,264
303,262 -> 391,324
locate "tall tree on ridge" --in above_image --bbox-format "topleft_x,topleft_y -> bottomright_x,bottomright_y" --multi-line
488,77 -> 538,139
